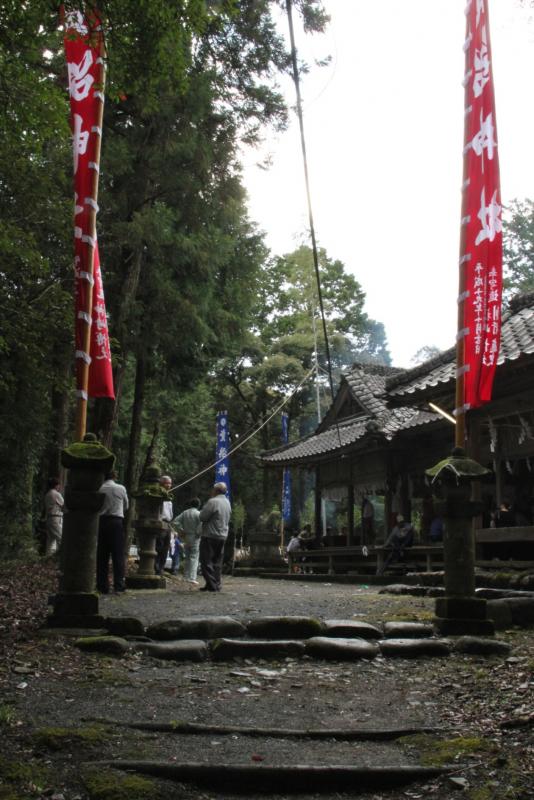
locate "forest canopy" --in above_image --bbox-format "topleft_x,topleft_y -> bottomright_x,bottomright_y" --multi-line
1,0 -> 387,554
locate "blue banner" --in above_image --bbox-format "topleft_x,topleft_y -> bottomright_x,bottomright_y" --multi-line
215,410 -> 231,498
281,412 -> 291,522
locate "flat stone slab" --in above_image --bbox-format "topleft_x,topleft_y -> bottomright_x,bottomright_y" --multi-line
105,616 -> 145,637
322,620 -> 382,639
38,628 -> 109,638
486,599 -> 513,630
133,639 -> 208,661
451,636 -> 511,655
506,598 -> 534,625
487,598 -> 534,629
146,617 -> 247,640
74,635 -> 130,656
379,638 -> 451,658
246,616 -> 323,639
305,637 -> 380,660
211,638 -> 306,660
383,622 -> 435,639
379,585 -> 429,597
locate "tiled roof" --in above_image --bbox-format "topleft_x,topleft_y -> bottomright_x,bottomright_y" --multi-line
262,363 -> 442,465
261,293 -> 534,467
386,292 -> 534,399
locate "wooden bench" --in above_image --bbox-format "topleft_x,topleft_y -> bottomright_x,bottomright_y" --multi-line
475,526 -> 534,563
373,545 -> 444,575
287,545 -> 443,576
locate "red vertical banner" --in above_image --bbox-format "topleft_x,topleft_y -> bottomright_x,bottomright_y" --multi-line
461,0 -> 502,409
64,9 -> 114,399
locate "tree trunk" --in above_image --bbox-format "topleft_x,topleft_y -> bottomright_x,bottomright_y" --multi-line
93,246 -> 145,446
124,349 -> 147,552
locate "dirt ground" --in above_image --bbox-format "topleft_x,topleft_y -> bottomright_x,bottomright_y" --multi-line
1,566 -> 533,800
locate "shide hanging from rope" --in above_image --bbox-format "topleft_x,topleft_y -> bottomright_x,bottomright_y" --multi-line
63,6 -> 115,441
455,0 -> 502,446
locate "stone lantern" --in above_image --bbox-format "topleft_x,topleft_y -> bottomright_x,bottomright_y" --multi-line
48,433 -> 115,628
426,447 -> 494,636
126,462 -> 168,590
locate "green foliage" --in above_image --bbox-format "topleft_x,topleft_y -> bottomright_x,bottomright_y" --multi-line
503,199 -> 534,298
0,3 -> 73,555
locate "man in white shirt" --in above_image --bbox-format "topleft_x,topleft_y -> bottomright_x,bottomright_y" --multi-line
44,478 -> 64,556
96,470 -> 129,594
174,498 -> 202,583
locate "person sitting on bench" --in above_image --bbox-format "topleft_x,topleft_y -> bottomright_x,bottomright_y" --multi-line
378,515 -> 415,575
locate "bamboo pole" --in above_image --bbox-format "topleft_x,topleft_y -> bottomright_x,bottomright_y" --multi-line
74,30 -> 106,441
455,10 -> 471,450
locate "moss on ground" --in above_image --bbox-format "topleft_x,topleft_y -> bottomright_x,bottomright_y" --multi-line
33,724 -> 110,751
0,705 -> 16,727
400,734 -> 498,766
81,767 -> 159,800
0,756 -> 51,798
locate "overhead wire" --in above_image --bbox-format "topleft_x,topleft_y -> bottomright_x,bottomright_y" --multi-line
170,364 -> 317,493
285,0 -> 343,450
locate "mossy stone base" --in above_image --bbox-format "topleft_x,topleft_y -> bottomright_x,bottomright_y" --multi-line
47,613 -> 106,629
435,596 -> 489,620
126,575 -> 166,590
53,592 -> 99,616
48,593 -> 104,629
433,616 -> 495,636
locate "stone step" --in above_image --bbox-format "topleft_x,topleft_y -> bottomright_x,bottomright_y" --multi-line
90,760 -> 451,793
74,633 -> 510,660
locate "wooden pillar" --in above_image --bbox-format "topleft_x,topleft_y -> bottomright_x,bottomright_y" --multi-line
314,471 -> 322,541
383,488 -> 392,544
347,483 -> 354,546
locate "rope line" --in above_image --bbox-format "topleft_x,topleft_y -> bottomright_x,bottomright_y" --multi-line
170,365 -> 317,493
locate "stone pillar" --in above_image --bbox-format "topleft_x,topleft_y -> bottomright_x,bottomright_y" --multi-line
48,434 -> 115,628
248,531 -> 285,567
126,463 -> 167,590
426,447 -> 494,636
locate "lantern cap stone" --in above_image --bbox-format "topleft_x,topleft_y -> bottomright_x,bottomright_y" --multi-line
426,447 -> 491,483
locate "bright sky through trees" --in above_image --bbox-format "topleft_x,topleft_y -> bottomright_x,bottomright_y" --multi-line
242,0 -> 534,366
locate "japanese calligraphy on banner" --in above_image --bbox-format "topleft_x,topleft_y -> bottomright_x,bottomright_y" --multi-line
215,411 -> 231,498
461,0 -> 502,409
64,8 -> 114,399
281,412 -> 292,523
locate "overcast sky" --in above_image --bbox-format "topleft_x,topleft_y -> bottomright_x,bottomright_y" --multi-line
242,0 -> 534,367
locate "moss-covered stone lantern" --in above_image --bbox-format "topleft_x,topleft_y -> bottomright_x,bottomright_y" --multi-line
425,447 -> 494,636
126,462 -> 168,590
48,433 -> 115,628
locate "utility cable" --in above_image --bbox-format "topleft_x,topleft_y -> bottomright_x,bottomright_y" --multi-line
286,0 -> 343,451
170,364 -> 317,492
285,0 -> 336,405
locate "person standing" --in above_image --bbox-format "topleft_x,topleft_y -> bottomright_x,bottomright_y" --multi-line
96,470 -> 129,594
44,478 -> 64,556
199,483 -> 231,592
155,475 -> 173,576
174,498 -> 202,584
